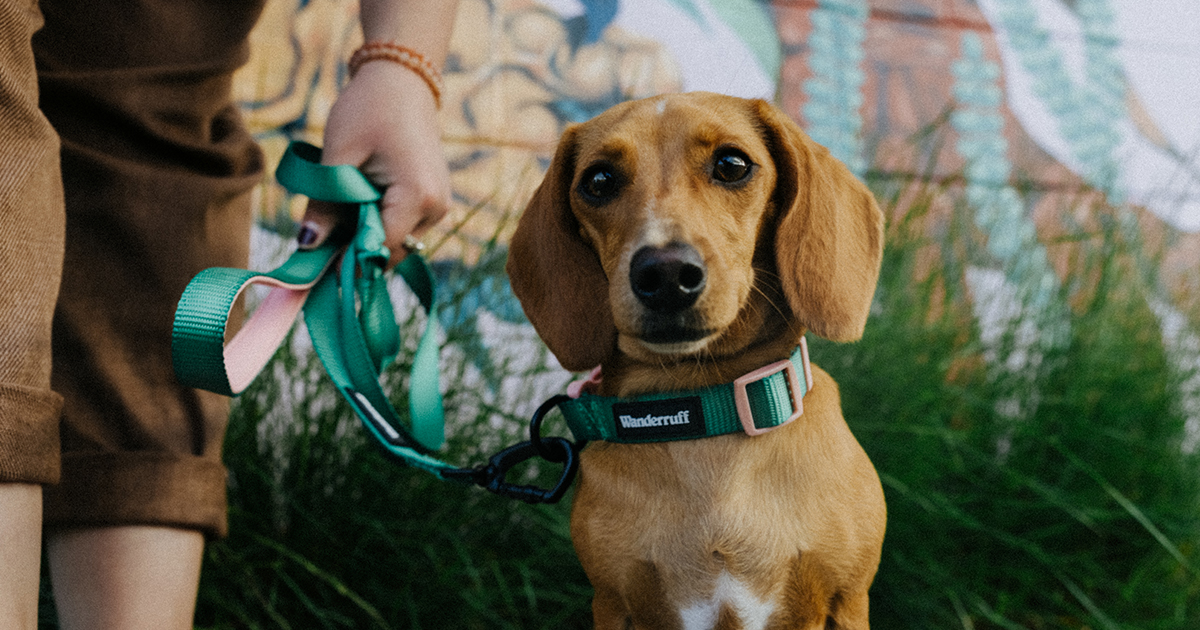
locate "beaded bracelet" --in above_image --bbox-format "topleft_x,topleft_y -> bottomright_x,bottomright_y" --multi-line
348,41 -> 444,109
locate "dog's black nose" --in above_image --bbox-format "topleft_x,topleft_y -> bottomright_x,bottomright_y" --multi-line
629,243 -> 706,312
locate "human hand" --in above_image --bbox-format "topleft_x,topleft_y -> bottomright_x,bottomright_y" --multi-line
297,60 -> 451,267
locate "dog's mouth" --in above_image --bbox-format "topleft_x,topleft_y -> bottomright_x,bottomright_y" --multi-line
642,324 -> 710,344
636,313 -> 715,354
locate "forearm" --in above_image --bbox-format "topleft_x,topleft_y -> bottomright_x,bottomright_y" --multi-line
359,0 -> 459,66
298,0 -> 459,263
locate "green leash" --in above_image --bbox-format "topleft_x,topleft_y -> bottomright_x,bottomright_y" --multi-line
173,141 -> 813,504
173,141 -> 579,500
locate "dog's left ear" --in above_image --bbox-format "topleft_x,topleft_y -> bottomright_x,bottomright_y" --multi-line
506,125 -> 617,371
753,100 -> 884,342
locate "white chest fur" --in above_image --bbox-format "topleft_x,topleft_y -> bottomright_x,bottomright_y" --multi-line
678,570 -> 777,630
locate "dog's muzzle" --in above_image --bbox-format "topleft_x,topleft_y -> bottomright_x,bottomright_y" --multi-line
629,242 -> 710,344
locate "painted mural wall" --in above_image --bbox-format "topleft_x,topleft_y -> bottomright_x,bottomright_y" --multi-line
233,0 -> 1200,332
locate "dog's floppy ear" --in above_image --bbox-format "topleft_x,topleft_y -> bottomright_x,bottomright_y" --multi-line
754,100 -> 884,342
507,125 -> 617,371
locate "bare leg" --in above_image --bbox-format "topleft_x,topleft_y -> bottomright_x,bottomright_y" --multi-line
0,484 -> 42,630
47,526 -> 205,630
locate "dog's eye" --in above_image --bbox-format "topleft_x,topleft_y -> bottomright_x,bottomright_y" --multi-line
712,150 -> 752,185
578,165 -> 621,203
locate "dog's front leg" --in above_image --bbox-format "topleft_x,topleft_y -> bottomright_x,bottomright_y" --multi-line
825,589 -> 870,630
588,562 -> 686,630
591,588 -> 634,630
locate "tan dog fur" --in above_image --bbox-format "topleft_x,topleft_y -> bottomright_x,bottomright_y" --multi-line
507,92 -> 886,630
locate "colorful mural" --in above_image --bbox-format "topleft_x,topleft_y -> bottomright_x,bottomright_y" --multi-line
233,0 -> 1200,329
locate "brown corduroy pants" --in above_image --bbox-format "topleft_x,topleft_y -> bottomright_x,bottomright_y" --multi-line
0,0 -> 266,538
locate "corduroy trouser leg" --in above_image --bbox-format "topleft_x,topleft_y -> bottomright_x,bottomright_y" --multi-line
0,0 -> 267,538
0,0 -> 64,488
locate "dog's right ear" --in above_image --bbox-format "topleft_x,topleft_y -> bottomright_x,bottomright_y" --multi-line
506,125 -> 617,371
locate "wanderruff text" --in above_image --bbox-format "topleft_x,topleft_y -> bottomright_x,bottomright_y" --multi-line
618,410 -> 691,429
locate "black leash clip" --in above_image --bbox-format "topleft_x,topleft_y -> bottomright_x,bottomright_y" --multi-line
441,395 -> 585,504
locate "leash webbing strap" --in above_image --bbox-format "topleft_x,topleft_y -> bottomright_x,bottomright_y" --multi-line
172,141 -> 450,471
171,245 -> 338,397
558,342 -> 814,444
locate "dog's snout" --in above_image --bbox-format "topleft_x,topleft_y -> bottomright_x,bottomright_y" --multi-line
629,243 -> 706,312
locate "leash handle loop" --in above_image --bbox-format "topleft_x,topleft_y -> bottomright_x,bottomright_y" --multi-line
278,141 -> 446,453
173,141 -> 447,458
173,141 -> 583,501
172,243 -> 341,397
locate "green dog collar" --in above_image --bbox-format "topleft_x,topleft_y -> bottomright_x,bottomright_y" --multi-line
559,339 -> 814,444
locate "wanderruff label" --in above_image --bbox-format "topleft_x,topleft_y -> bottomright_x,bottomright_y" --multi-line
612,396 -> 706,441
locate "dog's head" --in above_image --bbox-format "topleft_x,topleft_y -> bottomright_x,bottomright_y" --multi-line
507,92 -> 884,372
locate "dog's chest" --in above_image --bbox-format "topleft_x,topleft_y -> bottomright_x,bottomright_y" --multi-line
574,436 -> 821,622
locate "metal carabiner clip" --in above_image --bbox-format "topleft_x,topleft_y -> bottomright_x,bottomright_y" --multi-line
485,437 -> 580,504
439,395 -> 585,504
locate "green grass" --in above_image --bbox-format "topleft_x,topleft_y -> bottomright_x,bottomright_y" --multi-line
38,172 -> 1200,628
823,179 -> 1200,628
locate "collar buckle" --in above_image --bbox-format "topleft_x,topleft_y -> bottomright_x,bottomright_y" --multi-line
732,338 -> 813,437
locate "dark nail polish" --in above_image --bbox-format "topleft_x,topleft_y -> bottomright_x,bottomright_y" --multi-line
297,225 -> 318,246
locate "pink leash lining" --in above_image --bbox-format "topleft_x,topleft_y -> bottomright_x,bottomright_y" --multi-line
223,279 -> 320,394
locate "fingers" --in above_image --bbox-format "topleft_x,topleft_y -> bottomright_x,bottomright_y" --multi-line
296,181 -> 449,266
300,61 -> 451,266
375,163 -> 451,267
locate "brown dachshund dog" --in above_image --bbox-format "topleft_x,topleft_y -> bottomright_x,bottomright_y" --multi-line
507,92 -> 886,630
